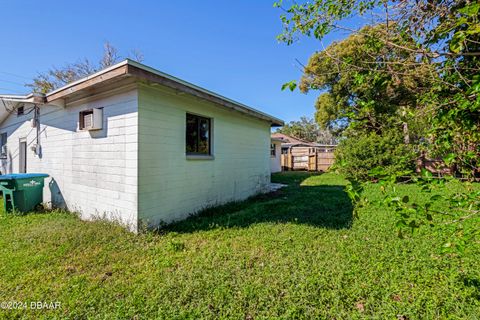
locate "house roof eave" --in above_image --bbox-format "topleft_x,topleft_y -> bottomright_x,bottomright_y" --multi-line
44,59 -> 284,127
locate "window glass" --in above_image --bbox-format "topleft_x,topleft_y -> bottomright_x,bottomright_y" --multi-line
270,143 -> 276,157
186,115 -> 198,153
198,118 -> 210,154
186,113 -> 211,155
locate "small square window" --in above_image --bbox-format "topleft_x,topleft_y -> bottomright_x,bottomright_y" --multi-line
186,113 -> 211,155
17,106 -> 24,116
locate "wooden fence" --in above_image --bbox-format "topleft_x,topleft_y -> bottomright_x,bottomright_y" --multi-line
281,146 -> 335,172
416,158 -> 455,176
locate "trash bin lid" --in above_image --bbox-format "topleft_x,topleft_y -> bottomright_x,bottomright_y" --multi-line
0,173 -> 49,180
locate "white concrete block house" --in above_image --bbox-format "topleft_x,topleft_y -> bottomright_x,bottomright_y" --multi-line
0,60 -> 283,231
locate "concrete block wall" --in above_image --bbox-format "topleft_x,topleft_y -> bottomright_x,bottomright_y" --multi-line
137,84 -> 271,226
0,88 -> 138,230
0,83 -> 274,230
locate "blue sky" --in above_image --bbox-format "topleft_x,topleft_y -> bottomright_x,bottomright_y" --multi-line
0,0 -> 341,122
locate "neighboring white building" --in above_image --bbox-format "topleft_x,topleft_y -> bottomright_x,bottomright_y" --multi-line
270,137 -> 282,173
0,60 -> 283,231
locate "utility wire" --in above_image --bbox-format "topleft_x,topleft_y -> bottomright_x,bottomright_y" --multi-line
0,87 -> 25,94
0,71 -> 31,94
0,78 -> 26,86
0,71 -> 31,80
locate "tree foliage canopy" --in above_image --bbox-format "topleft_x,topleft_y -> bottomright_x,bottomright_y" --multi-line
276,0 -> 480,172
276,116 -> 338,144
300,24 -> 435,134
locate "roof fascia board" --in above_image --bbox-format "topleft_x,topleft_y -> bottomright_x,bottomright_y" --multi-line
46,64 -> 129,102
45,60 -> 129,98
0,93 -> 45,104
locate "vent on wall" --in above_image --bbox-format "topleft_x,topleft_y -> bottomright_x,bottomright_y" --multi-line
79,108 -> 103,131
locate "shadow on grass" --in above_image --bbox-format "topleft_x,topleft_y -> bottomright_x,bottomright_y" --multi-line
163,172 -> 353,233
463,276 -> 480,300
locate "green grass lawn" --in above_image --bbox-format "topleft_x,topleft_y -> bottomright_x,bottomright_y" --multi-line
0,172 -> 479,319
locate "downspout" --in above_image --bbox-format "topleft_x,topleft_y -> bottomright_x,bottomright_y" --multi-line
33,104 -> 41,156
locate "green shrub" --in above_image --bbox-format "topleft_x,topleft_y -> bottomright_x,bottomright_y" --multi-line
334,129 -> 416,181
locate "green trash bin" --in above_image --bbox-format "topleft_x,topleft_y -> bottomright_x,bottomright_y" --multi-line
0,173 -> 49,213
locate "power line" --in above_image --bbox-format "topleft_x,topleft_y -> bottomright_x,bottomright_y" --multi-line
0,71 -> 31,80
0,71 -> 31,94
0,87 -> 26,94
0,78 -> 26,86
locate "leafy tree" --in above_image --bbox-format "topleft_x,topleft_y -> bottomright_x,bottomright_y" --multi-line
276,116 -> 338,144
291,24 -> 433,179
421,1 -> 480,176
303,25 -> 434,136
276,0 -> 480,173
27,42 -> 144,93
275,0 -> 480,250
